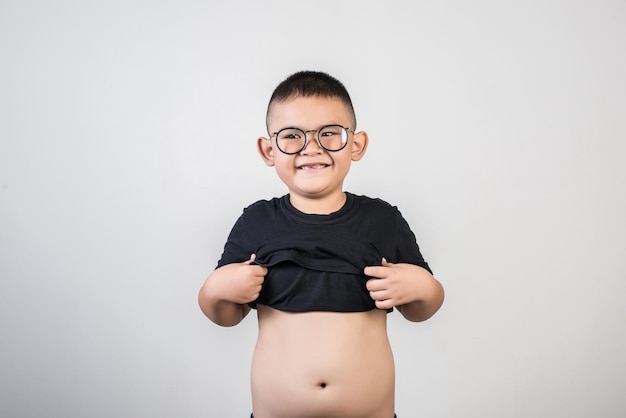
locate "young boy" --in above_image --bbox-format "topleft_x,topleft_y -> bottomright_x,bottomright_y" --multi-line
198,71 -> 444,418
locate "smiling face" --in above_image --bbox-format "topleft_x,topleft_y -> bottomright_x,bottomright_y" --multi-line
258,95 -> 368,214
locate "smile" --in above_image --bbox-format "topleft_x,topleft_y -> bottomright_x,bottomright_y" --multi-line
297,163 -> 329,170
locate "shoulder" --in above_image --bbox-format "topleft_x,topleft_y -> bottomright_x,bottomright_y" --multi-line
227,196 -> 287,242
240,195 -> 286,216
347,193 -> 398,214
231,195 -> 290,230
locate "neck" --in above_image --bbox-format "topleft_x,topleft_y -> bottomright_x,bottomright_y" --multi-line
289,192 -> 347,215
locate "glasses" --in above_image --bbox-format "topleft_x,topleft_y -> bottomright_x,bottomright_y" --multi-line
271,124 -> 354,155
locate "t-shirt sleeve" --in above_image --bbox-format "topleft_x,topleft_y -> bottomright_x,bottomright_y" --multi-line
393,208 -> 433,275
215,210 -> 255,269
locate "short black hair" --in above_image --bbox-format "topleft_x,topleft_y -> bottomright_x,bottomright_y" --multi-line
266,71 -> 357,130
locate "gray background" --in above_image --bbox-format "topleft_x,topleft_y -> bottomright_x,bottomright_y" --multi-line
1,1 -> 625,417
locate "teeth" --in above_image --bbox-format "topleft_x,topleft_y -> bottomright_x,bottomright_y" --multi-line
300,164 -> 326,169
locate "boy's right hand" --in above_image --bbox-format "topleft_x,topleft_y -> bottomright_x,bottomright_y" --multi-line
208,254 -> 267,305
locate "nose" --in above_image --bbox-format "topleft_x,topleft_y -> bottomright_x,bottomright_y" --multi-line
300,130 -> 323,154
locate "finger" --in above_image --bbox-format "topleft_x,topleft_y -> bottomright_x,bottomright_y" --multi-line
252,267 -> 267,279
369,288 -> 392,304
366,278 -> 386,292
242,254 -> 254,265
254,266 -> 267,279
364,265 -> 389,279
369,289 -> 387,301
252,283 -> 263,296
374,299 -> 394,310
364,257 -> 394,278
381,257 -> 394,267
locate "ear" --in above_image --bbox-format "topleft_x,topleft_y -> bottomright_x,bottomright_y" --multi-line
350,130 -> 369,161
257,136 -> 275,166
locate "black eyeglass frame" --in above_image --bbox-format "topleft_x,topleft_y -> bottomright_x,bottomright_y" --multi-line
270,124 -> 355,155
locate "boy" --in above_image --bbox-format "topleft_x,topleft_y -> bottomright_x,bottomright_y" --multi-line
198,71 -> 444,418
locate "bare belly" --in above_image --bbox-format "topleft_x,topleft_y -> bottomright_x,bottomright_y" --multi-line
251,305 -> 395,418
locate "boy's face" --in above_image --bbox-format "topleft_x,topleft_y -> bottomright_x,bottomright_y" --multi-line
258,96 -> 368,209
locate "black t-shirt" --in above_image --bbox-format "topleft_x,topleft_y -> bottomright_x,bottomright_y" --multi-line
216,193 -> 432,312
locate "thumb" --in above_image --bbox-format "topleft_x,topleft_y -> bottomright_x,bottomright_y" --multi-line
243,254 -> 256,264
381,257 -> 394,267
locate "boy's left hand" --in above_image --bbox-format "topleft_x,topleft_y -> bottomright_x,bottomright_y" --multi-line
364,258 -> 431,311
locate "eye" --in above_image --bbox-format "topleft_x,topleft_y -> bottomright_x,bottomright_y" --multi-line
278,129 -> 303,140
320,126 -> 343,137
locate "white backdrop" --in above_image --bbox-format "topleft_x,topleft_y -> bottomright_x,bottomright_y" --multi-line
1,1 -> 625,417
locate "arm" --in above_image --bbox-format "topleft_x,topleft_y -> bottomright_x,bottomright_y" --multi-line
198,254 -> 267,327
365,258 -> 444,322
